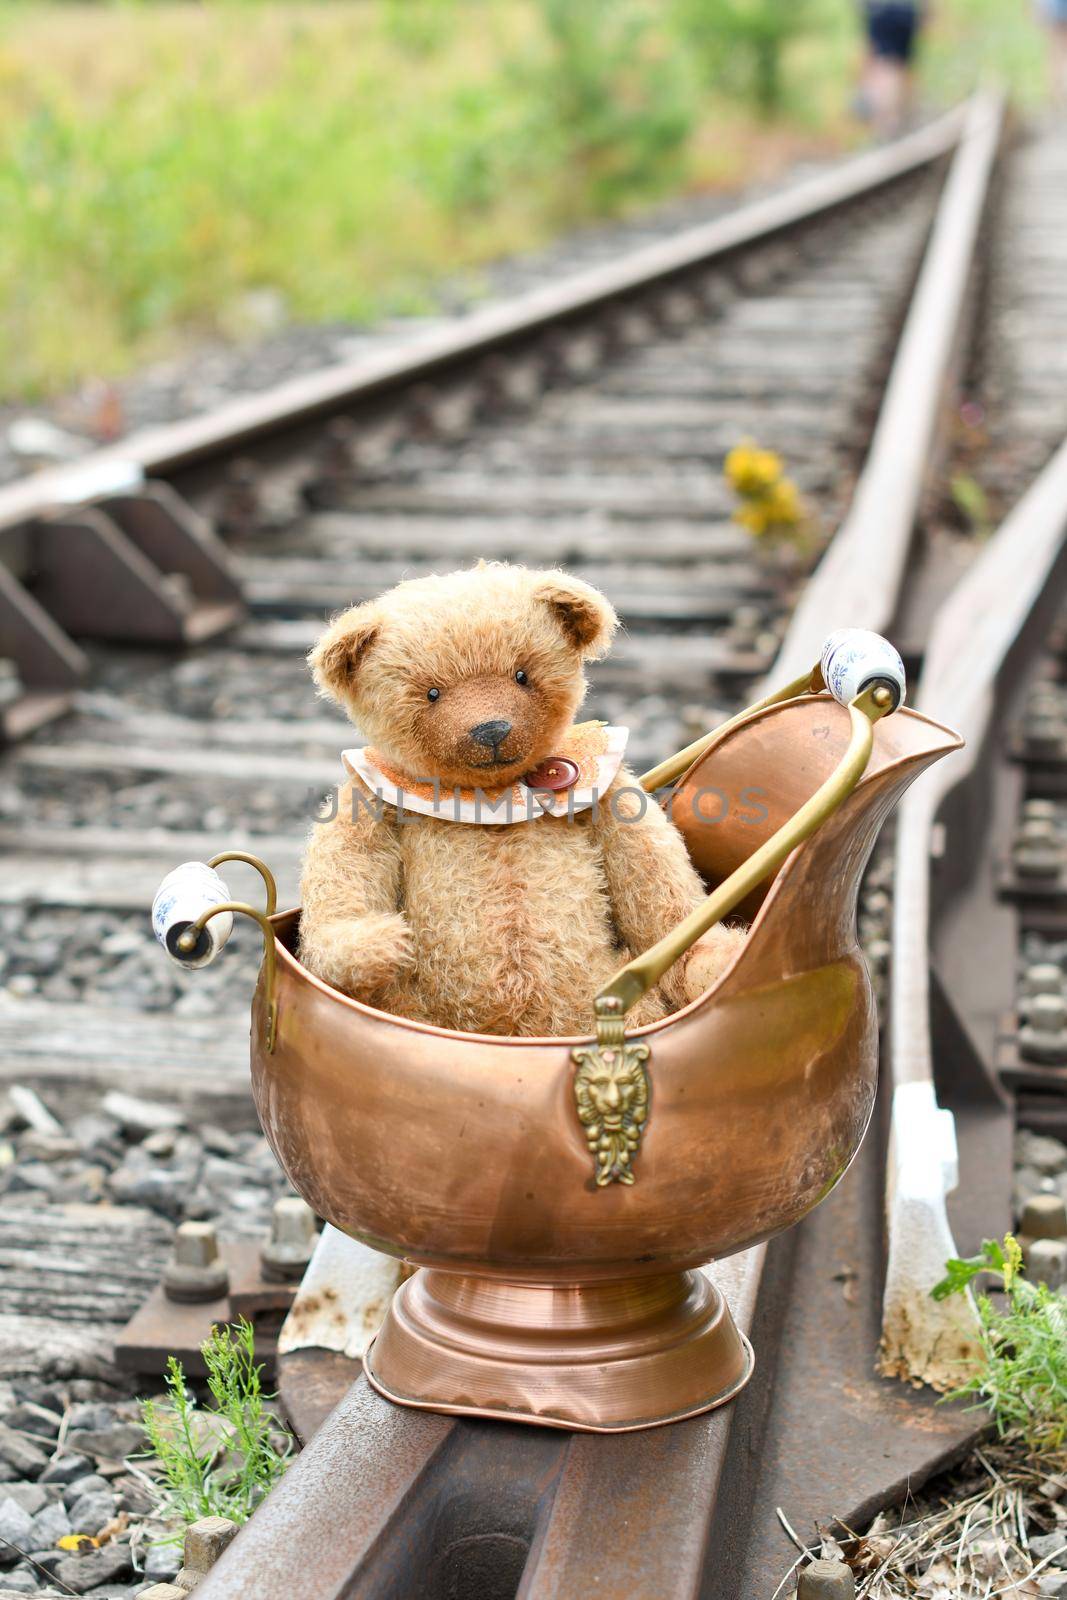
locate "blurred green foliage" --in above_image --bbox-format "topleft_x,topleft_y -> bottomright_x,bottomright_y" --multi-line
0,0 -> 1053,400
381,0 -> 457,58
675,0 -> 825,115
517,0 -> 698,209
918,0 -> 1048,107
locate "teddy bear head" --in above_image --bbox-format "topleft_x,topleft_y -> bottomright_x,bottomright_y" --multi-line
309,563 -> 618,789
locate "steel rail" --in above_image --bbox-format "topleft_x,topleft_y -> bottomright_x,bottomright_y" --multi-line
771,89 -> 1004,683
638,88 -> 1002,788
706,88 -> 1009,1585
0,108 -> 968,537
192,94 -> 1005,1600
882,435 -> 1067,1387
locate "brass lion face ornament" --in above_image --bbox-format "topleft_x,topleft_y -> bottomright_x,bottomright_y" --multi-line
156,631 -> 961,1432
573,1035 -> 651,1186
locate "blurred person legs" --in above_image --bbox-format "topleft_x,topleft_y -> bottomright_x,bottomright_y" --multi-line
859,3 -> 923,136
1037,0 -> 1067,104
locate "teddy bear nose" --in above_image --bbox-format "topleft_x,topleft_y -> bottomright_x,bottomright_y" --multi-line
470,719 -> 512,749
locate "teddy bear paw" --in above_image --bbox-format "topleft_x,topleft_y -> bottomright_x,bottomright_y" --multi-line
300,911 -> 415,999
681,924 -> 747,1001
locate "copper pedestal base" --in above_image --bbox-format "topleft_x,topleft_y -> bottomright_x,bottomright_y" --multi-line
363,1266 -> 754,1433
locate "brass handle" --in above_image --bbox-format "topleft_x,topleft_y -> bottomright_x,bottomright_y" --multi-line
175,851 -> 279,1052
594,682 -> 893,1043
208,852 -> 278,917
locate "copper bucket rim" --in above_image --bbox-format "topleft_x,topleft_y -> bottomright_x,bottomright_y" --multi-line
266,696 -> 961,1051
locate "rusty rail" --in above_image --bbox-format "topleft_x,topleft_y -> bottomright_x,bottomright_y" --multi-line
772,89 -> 1004,682
883,435 -> 1067,1385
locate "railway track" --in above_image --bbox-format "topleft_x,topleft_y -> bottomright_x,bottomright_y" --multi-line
3,91 -> 1067,1600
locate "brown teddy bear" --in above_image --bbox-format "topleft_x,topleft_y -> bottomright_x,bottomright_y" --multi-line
299,563 -> 744,1036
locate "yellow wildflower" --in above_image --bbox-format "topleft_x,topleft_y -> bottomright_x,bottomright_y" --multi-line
724,441 -> 783,498
733,500 -> 773,537
725,437 -> 815,551
762,477 -> 803,527
732,478 -> 808,543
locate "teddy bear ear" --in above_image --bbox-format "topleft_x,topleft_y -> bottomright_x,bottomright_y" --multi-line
533,573 -> 618,660
308,604 -> 380,703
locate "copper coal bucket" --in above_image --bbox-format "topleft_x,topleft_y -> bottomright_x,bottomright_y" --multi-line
168,660 -> 960,1432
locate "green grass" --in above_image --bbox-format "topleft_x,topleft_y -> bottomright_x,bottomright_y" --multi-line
0,0 -> 1052,400
140,1320 -> 291,1533
934,1235 -> 1067,1455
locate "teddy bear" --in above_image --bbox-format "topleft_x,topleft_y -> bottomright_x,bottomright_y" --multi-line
298,562 -> 745,1036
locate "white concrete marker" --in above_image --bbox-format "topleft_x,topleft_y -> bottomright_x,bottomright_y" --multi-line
277,1224 -> 404,1362
880,1080 -> 980,1388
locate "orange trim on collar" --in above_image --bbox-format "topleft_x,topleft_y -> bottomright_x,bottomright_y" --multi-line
341,723 -> 630,825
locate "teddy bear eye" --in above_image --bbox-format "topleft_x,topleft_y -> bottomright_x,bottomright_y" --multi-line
427,687 -> 441,702
515,670 -> 529,686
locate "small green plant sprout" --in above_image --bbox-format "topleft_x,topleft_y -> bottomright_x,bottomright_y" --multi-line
932,1232 -> 1025,1299
932,1234 -> 1067,1455
140,1319 -> 292,1536
949,471 -> 993,539
724,439 -> 816,554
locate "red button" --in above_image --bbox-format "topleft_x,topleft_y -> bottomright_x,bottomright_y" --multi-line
522,757 -> 581,792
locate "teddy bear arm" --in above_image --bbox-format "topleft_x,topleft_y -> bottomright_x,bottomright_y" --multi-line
596,768 -> 744,1009
298,780 -> 414,999
594,767 -> 708,1008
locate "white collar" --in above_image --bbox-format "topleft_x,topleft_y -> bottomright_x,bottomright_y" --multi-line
341,725 -> 629,825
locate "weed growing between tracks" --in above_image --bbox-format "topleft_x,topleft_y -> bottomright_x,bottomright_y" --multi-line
933,1235 -> 1067,1455
139,1320 -> 291,1535
725,439 -> 819,553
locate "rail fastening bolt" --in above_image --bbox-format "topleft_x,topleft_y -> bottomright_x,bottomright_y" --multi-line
163,1221 -> 230,1305
220,458 -> 261,533
680,704 -> 718,742
261,1195 -> 319,1282
1023,962 -> 1064,997
482,353 -> 540,408
657,289 -> 701,329
1028,1237 -> 1067,1291
866,937 -> 891,974
797,1558 -> 855,1598
728,604 -> 765,649
1024,713 -> 1067,761
552,331 -> 603,379
1018,993 -> 1067,1064
697,272 -> 734,312
177,1514 -> 239,1587
1018,1192 -> 1067,1270
1012,819 -> 1065,881
1027,677 -> 1063,704
1026,686 -> 1062,715
1019,963 -> 1064,1019
1023,799 -> 1059,824
315,417 -> 356,482
608,309 -> 656,347
411,382 -> 477,440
